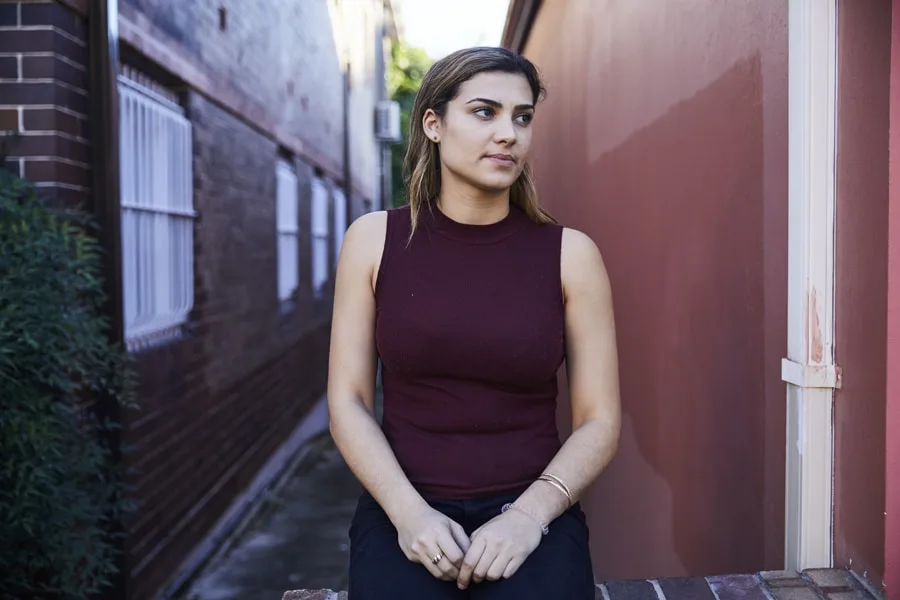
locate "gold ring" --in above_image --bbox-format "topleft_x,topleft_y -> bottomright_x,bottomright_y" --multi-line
431,552 -> 443,565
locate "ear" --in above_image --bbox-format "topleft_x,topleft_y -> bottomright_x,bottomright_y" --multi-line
422,108 -> 441,143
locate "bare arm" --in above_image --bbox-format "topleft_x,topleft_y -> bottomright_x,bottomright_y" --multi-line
458,227 -> 622,587
327,212 -> 469,579
514,227 -> 622,522
326,211 -> 424,521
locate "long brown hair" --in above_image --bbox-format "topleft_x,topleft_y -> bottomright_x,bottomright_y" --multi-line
402,46 -> 555,238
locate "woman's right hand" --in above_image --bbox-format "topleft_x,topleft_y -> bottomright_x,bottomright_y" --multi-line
395,504 -> 470,581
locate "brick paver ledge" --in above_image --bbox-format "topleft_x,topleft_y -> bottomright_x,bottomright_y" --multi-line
282,568 -> 883,600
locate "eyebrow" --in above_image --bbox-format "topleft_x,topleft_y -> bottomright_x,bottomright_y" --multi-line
465,97 -> 534,111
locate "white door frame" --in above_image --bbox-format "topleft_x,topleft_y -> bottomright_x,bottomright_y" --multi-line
782,0 -> 839,572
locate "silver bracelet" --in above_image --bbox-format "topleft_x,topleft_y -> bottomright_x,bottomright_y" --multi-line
501,502 -> 549,535
537,473 -> 573,507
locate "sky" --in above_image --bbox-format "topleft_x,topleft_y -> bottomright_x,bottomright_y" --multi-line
397,0 -> 512,59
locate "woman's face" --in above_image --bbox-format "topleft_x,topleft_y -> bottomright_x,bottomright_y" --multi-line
424,71 -> 535,194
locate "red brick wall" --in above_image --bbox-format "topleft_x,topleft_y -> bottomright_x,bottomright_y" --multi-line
119,0 -> 352,192
2,1 -> 346,598
123,91 -> 333,599
0,0 -> 92,209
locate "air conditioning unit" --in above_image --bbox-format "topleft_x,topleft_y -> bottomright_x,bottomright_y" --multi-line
374,100 -> 401,142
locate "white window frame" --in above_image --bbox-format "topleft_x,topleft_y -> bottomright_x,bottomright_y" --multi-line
310,176 -> 330,296
276,158 -> 299,302
333,185 -> 348,260
118,66 -> 196,351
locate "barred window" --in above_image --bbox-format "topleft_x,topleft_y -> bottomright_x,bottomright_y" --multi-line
118,66 -> 195,351
332,185 -> 347,260
310,176 -> 330,297
276,158 -> 299,301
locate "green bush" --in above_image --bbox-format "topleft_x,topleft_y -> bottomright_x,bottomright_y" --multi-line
0,155 -> 137,599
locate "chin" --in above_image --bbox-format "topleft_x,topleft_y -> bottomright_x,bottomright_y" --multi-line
471,173 -> 520,193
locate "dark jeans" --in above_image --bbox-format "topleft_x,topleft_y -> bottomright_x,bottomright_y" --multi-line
347,490 -> 595,599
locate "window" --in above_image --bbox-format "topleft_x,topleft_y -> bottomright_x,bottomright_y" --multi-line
332,185 -> 347,260
118,66 -> 195,350
276,158 -> 299,301
310,176 -> 330,296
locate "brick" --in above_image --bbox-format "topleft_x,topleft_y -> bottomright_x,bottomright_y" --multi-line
0,3 -> 18,27
0,108 -> 18,132
804,569 -> 855,590
22,107 -> 88,137
21,55 -> 88,90
20,1 -> 87,39
605,579 -> 658,600
283,592 -> 342,600
707,574 -> 771,600
0,56 -> 18,79
658,577 -> 717,600
770,588 -> 822,600
768,578 -> 812,588
5,133 -> 89,162
0,82 -> 88,116
761,570 -> 804,582
3,159 -> 21,177
0,29 -> 83,57
24,158 -> 91,188
32,183 -> 90,210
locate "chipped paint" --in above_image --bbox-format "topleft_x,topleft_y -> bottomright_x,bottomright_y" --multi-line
808,286 -> 825,363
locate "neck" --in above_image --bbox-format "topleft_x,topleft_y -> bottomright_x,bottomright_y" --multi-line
437,170 -> 511,226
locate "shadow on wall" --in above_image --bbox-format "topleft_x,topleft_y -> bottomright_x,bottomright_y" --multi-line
556,54 -> 771,581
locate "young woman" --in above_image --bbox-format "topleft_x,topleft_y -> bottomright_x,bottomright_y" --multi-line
327,46 -> 622,599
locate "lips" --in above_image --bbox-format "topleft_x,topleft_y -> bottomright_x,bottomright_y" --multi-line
484,153 -> 516,165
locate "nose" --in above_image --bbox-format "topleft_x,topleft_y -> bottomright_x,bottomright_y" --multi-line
493,116 -> 517,145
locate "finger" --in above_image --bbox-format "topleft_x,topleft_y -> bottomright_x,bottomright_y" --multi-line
502,554 -> 525,579
416,548 -> 446,580
486,552 -> 511,581
436,527 -> 464,567
457,537 -> 485,589
423,542 -> 459,580
449,520 -> 471,554
472,545 -> 499,584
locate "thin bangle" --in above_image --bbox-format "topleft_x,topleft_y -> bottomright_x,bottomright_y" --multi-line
538,473 -> 573,507
540,472 -> 572,498
501,502 -> 549,535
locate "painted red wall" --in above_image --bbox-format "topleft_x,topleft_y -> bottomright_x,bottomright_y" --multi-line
521,0 -> 789,580
885,0 -> 900,595
833,0 -> 890,591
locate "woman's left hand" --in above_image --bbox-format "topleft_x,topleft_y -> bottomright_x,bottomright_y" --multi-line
455,508 -> 543,589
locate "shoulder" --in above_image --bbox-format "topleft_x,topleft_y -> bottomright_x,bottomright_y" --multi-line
560,227 -> 611,301
345,209 -> 388,245
561,227 -> 603,265
341,210 -> 388,270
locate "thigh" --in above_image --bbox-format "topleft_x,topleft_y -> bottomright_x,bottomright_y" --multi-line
468,505 -> 595,600
347,493 -> 466,600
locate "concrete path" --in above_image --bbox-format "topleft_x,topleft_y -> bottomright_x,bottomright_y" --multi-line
178,434 -> 361,600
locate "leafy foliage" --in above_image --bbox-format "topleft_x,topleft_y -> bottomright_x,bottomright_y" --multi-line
0,152 -> 137,599
387,40 -> 432,208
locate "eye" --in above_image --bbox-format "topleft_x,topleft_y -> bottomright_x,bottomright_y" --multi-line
516,113 -> 534,125
473,106 -> 494,118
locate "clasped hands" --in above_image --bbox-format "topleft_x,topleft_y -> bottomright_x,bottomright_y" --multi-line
396,504 -> 544,590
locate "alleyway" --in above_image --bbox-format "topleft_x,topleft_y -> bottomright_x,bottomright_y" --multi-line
179,434 -> 361,600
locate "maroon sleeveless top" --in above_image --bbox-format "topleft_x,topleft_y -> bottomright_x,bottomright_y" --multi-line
375,203 -> 565,500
